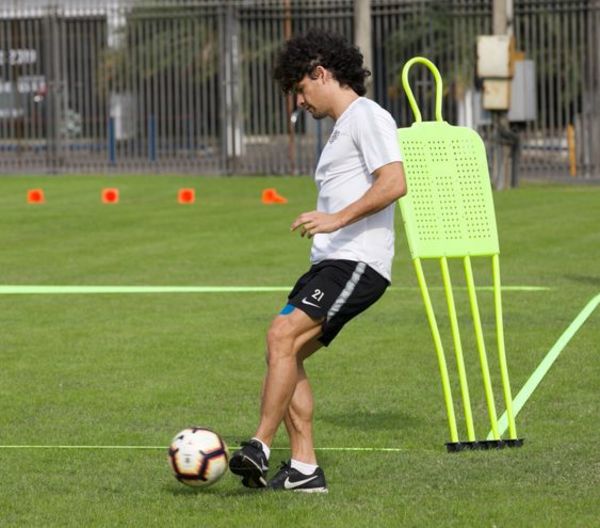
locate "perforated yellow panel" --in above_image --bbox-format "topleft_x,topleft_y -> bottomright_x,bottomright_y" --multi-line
398,122 -> 499,259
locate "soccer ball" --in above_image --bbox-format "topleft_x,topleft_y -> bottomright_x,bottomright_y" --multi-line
168,427 -> 229,487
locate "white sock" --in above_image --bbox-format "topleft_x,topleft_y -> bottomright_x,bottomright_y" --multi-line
290,458 -> 318,475
251,437 -> 271,460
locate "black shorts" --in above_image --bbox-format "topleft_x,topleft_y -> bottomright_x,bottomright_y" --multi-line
283,259 -> 389,346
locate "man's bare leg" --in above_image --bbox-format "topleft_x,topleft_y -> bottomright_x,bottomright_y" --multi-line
266,337 -> 328,492
266,337 -> 327,492
283,339 -> 322,465
229,309 -> 321,488
253,310 -> 322,446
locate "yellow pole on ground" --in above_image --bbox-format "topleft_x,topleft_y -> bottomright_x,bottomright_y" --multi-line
413,257 -> 459,443
464,256 -> 500,440
492,254 -> 518,439
440,257 -> 476,441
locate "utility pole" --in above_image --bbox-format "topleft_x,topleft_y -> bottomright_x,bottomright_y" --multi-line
354,0 -> 373,99
491,0 -> 514,189
283,0 -> 296,174
493,0 -> 512,35
220,3 -> 243,173
44,6 -> 66,172
10,16 -> 23,156
592,6 -> 600,178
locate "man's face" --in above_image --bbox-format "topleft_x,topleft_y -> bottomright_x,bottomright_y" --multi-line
293,67 -> 329,120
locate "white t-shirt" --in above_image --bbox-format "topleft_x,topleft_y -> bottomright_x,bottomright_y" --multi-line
310,97 -> 402,282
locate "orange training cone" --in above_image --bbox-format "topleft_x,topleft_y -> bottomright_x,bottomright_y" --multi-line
27,189 -> 45,204
102,188 -> 119,204
261,188 -> 288,204
178,188 -> 195,204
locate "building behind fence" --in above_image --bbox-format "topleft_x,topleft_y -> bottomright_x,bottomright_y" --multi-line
0,0 -> 599,180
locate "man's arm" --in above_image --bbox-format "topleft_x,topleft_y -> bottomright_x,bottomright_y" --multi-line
290,161 -> 407,238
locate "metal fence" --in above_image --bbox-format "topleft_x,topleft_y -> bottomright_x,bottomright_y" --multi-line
0,0 -> 599,179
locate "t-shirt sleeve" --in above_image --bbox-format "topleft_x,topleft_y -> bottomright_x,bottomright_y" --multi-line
353,103 -> 403,174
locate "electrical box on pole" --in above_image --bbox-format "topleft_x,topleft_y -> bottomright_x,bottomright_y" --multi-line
477,35 -> 515,111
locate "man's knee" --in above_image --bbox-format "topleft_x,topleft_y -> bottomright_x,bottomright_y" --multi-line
265,314 -> 320,364
266,318 -> 297,362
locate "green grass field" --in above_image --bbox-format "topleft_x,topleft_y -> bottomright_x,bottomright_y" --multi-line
1,175 -> 598,527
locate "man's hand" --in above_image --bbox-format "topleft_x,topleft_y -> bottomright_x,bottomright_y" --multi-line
290,211 -> 343,238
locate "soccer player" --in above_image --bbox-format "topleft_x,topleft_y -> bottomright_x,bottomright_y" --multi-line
229,29 -> 407,493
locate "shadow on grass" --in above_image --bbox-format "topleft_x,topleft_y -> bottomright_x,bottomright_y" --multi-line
165,483 -> 325,499
166,484 -> 261,497
319,410 -> 421,431
564,274 -> 600,287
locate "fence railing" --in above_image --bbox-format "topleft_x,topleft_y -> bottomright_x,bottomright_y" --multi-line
0,0 -> 598,179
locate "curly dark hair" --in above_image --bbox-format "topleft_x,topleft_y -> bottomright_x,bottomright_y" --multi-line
273,28 -> 371,96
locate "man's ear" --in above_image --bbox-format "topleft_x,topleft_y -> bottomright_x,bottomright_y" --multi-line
314,65 -> 328,84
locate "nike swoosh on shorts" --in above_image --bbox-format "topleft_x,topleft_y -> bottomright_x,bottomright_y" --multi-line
301,297 -> 320,308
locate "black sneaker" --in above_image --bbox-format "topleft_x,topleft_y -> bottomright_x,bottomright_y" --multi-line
229,440 -> 269,488
267,461 -> 328,493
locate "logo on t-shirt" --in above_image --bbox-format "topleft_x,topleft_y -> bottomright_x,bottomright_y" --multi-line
328,129 -> 340,144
